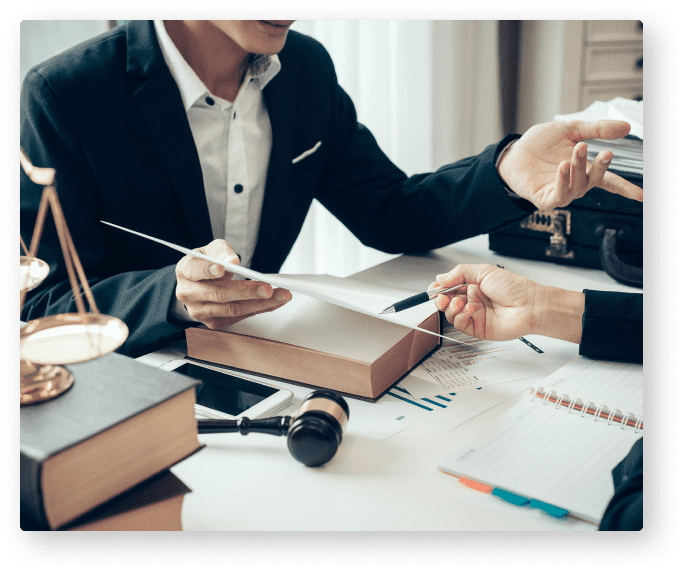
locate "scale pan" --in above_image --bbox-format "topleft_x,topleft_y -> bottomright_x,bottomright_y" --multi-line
20,256 -> 50,292
20,313 -> 129,365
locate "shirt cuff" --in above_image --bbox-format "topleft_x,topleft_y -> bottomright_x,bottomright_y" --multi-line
169,296 -> 199,324
495,139 -> 518,198
493,134 -> 536,214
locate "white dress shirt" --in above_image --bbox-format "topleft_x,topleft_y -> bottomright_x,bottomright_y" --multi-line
154,21 -> 281,321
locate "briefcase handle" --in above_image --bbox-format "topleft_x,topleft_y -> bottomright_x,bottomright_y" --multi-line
597,225 -> 643,288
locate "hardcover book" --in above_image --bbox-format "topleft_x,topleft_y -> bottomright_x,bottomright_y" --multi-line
187,275 -> 440,400
20,352 -> 202,530
21,470 -> 191,531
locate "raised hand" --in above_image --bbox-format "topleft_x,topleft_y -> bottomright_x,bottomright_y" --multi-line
497,120 -> 643,210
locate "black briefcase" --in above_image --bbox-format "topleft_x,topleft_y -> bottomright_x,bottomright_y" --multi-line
489,177 -> 643,287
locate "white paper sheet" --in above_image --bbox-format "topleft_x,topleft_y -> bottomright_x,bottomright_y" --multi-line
101,221 -> 459,344
400,326 -> 577,398
376,377 -> 537,432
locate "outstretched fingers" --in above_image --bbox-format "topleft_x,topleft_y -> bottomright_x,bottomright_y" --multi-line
569,119 -> 631,143
599,171 -> 644,202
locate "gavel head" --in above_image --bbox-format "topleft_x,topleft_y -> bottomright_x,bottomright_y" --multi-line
287,390 -> 350,467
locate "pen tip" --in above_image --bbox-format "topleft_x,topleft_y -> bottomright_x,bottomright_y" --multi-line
379,308 -> 394,315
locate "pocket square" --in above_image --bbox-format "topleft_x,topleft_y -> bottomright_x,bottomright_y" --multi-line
292,141 -> 322,164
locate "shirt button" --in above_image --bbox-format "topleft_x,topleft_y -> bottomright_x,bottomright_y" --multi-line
205,96 -> 215,106
234,184 -> 244,194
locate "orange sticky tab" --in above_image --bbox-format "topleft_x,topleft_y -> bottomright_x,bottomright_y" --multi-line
459,478 -> 493,493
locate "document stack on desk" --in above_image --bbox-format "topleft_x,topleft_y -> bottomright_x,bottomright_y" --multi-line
20,352 -> 201,531
438,356 -> 643,524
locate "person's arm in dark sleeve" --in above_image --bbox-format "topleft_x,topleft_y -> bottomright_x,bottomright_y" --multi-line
20,69 -> 186,357
315,72 -> 533,255
579,290 -> 643,363
599,437 -> 643,531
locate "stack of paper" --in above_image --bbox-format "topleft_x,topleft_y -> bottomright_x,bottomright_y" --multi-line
555,97 -> 643,178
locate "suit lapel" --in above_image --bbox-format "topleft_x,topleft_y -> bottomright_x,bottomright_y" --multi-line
250,67 -> 296,272
127,21 -> 212,248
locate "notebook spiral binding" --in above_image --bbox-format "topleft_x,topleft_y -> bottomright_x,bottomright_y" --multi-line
530,387 -> 643,432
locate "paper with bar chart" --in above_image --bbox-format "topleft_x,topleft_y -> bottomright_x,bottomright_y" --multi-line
400,324 -> 576,399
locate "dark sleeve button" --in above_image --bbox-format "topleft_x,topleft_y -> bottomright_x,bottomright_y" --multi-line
234,184 -> 244,194
205,96 -> 215,106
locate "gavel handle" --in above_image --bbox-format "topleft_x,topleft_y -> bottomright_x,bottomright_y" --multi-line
197,415 -> 292,436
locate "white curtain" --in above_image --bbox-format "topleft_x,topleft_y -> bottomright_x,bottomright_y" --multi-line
281,20 -> 503,277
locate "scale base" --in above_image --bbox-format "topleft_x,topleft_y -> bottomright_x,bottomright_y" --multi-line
20,360 -> 74,405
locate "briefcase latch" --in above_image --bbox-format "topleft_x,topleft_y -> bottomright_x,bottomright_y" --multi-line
520,210 -> 575,261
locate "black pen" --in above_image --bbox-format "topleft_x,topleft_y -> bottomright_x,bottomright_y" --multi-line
380,283 -> 468,314
380,264 -> 505,314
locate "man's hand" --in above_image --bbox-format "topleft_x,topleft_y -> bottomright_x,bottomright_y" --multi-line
431,264 -> 585,343
498,120 -> 643,210
430,264 -> 540,341
175,239 -> 291,330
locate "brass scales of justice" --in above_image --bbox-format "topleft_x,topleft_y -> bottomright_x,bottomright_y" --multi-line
19,149 -> 129,405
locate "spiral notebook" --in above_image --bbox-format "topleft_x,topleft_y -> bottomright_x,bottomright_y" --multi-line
438,356 -> 643,524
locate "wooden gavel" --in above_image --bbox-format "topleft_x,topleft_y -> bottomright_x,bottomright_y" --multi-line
197,390 -> 350,467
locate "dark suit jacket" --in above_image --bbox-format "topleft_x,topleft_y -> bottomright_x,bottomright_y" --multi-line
580,290 -> 643,363
20,20 -> 531,357
580,290 -> 643,530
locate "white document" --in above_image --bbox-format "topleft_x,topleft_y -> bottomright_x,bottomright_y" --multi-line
401,324 -> 577,398
226,278 -> 437,361
101,222 -> 458,344
376,376 -> 537,432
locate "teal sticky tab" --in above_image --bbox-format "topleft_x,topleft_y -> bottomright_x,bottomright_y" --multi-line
529,499 -> 568,517
492,488 -> 530,506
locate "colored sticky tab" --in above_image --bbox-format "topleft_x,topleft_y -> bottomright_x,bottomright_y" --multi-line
529,499 -> 568,517
492,488 -> 530,506
459,478 -> 493,493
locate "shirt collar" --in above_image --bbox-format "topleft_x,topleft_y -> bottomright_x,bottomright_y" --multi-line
154,20 -> 281,112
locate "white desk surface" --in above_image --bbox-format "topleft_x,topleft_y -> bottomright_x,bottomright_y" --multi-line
149,235 -> 641,531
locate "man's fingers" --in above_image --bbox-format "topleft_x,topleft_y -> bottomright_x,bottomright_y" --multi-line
583,150 -> 613,196
201,239 -> 240,263
177,239 -> 240,281
553,160 -> 571,205
178,277 -> 289,305
569,119 -> 631,142
435,264 -> 496,288
449,302 -> 474,335
599,171 -> 644,202
570,142 -> 588,197
192,290 -> 292,322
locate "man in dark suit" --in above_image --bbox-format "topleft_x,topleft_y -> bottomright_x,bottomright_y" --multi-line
20,20 -> 643,357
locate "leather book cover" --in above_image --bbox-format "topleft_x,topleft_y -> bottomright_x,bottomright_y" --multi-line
20,352 -> 200,530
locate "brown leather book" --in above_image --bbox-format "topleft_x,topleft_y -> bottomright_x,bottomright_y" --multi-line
186,276 -> 440,400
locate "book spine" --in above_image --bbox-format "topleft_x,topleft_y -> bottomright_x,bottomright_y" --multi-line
20,450 -> 50,530
529,387 -> 643,432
